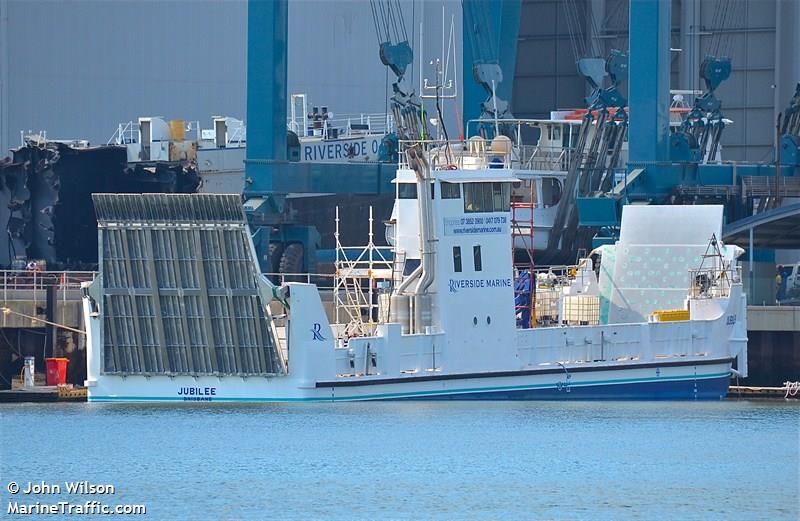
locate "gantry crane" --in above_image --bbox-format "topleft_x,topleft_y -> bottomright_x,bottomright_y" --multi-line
244,0 -> 521,274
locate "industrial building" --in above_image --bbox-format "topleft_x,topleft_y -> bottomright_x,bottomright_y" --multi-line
1,1 -> 798,161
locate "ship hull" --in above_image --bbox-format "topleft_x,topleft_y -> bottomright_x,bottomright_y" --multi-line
87,358 -> 732,403
398,374 -> 730,401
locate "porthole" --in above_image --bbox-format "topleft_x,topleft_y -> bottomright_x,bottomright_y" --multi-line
473,317 -> 478,326
486,316 -> 491,325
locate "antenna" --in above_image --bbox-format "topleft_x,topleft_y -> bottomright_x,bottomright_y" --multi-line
420,12 -> 457,102
420,11 -> 458,142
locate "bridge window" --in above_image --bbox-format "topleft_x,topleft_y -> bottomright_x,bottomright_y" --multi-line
473,245 -> 482,272
464,183 -> 478,211
453,246 -> 462,273
398,183 -> 417,199
464,182 -> 510,213
479,183 -> 492,209
492,183 -> 504,209
398,183 -> 435,199
441,182 -> 461,199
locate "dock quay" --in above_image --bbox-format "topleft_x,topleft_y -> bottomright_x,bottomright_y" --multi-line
0,372 -> 87,402
0,270 -> 94,394
0,385 -> 87,403
744,306 -> 800,386
728,383 -> 799,400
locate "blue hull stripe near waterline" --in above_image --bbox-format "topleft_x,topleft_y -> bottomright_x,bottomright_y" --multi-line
88,372 -> 732,402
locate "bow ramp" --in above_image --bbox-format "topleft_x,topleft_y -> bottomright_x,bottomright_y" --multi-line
87,193 -> 286,376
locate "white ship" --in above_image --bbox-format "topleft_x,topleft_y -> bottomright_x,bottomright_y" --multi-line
82,138 -> 747,402
286,93 -> 392,163
107,97 -> 393,196
108,93 -> 393,174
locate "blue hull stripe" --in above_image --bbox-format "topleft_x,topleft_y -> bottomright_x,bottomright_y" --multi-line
89,371 -> 731,402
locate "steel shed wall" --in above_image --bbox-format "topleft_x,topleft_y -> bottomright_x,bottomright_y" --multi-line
511,0 -> 794,162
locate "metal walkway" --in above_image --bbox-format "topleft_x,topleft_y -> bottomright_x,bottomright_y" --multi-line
722,202 -> 800,249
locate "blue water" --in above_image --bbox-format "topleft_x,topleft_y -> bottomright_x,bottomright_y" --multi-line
1,400 -> 798,520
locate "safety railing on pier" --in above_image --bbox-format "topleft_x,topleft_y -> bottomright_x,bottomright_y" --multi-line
0,270 -> 96,296
0,271 -> 97,330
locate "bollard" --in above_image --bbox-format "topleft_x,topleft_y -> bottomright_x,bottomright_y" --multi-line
23,356 -> 35,387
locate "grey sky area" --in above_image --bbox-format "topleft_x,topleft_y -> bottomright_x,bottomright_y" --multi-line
0,0 -> 462,153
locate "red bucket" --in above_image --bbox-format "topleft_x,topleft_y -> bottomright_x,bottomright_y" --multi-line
45,357 -> 69,386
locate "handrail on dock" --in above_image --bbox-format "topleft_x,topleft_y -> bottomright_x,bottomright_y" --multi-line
0,270 -> 96,294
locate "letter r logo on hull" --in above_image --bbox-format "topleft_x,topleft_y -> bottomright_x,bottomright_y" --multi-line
311,323 -> 326,341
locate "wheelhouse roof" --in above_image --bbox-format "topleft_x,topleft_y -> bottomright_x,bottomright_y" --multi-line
434,170 -> 520,184
392,167 -> 519,184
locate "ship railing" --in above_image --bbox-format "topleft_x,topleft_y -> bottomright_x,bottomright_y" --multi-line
398,139 -> 576,173
517,145 -> 572,172
332,206 -> 394,339
0,270 -> 96,292
290,112 -> 394,139
398,139 -> 511,170
184,120 -> 203,143
688,265 -> 741,299
107,121 -> 139,146
226,123 -> 246,148
464,118 -> 582,146
263,272 -> 336,290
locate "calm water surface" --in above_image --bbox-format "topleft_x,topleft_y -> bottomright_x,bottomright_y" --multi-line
1,400 -> 798,520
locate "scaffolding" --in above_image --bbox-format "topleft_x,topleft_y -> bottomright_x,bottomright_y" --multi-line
333,206 -> 393,339
511,181 -> 536,328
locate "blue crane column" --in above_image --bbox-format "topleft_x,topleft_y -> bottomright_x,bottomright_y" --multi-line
245,0 -> 288,196
577,0 -> 688,235
245,0 -> 318,274
462,0 -> 521,126
627,0 -> 671,167
242,0 -> 395,274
